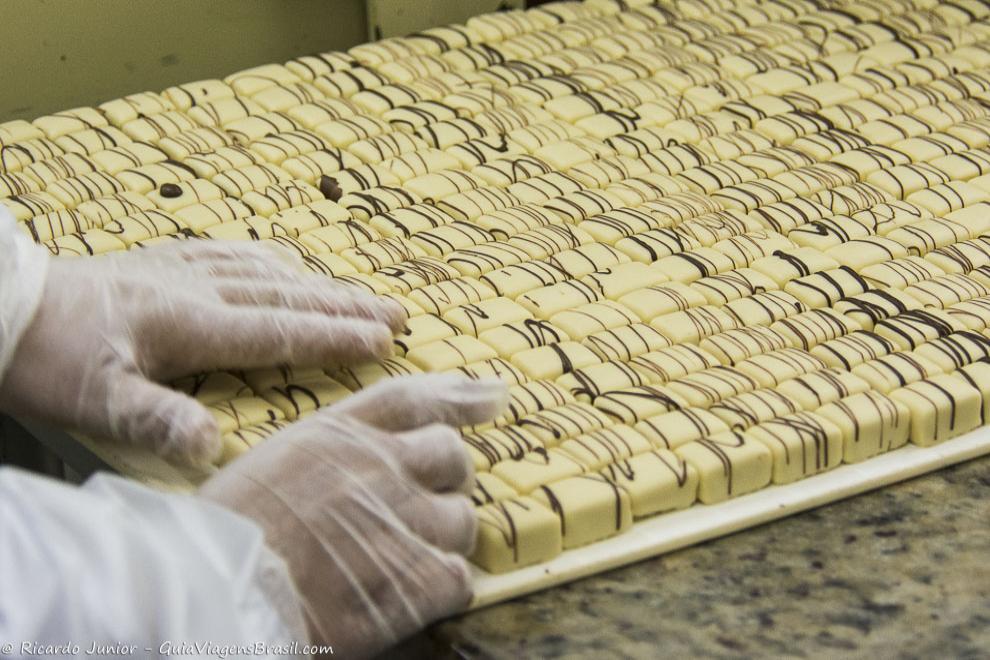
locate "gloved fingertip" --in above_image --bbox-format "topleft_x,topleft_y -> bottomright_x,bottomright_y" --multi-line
449,377 -> 510,423
160,413 -> 223,467
367,322 -> 396,358
378,297 -> 408,333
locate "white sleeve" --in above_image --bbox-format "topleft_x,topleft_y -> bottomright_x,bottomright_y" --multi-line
0,202 -> 48,381
0,467 -> 310,656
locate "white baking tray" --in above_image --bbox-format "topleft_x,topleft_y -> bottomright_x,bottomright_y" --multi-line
469,429 -> 990,610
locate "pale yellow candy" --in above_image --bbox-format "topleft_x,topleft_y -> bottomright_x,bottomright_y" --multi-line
200,216 -> 287,241
0,119 -> 43,144
532,474 -> 633,549
906,181 -> 989,216
826,237 -> 909,270
946,297 -> 990,331
722,291 -> 807,327
851,352 -> 945,394
550,301 -> 640,340
618,282 -> 707,321
913,331 -> 990,372
0,171 -> 42,198
240,366 -> 326,393
157,127 -> 235,160
580,262 -> 667,300
692,268 -> 779,306
212,164 -> 292,197
33,107 -> 108,139
634,408 -> 728,450
478,320 -> 571,359
182,146 -> 260,179
171,372 -> 251,405
516,402 -> 613,446
903,274 -> 989,309
240,181 -> 324,218
121,111 -> 198,142
699,326 -> 793,365
558,426 -> 652,471
2,192 -> 65,222
890,375 -> 983,446
676,431 -> 773,504
817,391 -> 911,463
810,331 -> 896,370
556,360 -> 652,402
186,97 -> 264,128
600,449 -> 698,517
43,230 -> 126,257
173,198 -> 254,232
499,381 -> 574,425
443,297 -> 530,335
953,360 -> 990,425
471,497 -> 562,574
784,267 -> 869,308
709,388 -> 801,430
747,412 -> 843,484
103,210 -> 183,246
408,277 -> 496,315
341,237 -> 425,273
406,335 -> 497,371
299,222 -> 380,254
19,210 -> 94,243
734,348 -> 826,388
750,248 -> 840,286
873,309 -> 965,351
653,247 -> 735,283
225,63 -> 300,95
145,179 -> 224,212
771,309 -> 862,350
453,357 -> 527,386
47,172 -> 126,207
651,305 -> 739,344
583,323 -> 672,361
491,449 -> 585,494
592,384 -> 687,424
776,368 -> 870,410
627,345 -> 722,383
668,366 -> 760,408
88,143 -> 170,175
259,376 -> 351,421
252,81 -> 326,112
471,473 -> 518,507
281,149 -> 360,183
207,396 -> 285,435
832,288 -> 921,331
331,357 -> 421,391
510,341 -> 601,381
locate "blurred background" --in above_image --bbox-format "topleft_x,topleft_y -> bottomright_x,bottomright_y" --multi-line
1,0 -> 525,123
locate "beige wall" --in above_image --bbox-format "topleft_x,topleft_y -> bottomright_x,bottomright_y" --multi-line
1,0 -> 367,122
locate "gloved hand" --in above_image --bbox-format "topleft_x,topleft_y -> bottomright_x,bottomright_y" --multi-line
199,373 -> 508,659
0,241 -> 405,466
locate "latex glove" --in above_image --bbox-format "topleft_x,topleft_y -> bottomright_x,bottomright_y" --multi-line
200,373 -> 508,659
0,241 -> 405,466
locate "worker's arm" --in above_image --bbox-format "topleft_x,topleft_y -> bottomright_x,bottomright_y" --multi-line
0,466 -> 309,655
0,204 -> 308,654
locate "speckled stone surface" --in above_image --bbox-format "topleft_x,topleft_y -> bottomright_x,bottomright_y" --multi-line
386,456 -> 990,660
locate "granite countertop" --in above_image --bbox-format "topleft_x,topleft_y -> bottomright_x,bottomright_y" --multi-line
388,456 -> 990,659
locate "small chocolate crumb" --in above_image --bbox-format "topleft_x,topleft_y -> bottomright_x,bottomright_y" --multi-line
160,183 -> 183,198
319,175 -> 343,202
